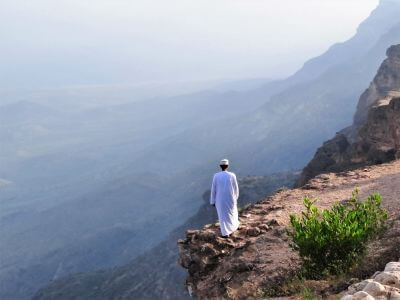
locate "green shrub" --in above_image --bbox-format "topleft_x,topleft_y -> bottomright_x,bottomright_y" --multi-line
301,286 -> 316,300
289,189 -> 387,278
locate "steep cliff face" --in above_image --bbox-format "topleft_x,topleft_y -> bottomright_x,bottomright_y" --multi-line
354,45 -> 400,126
297,45 -> 400,186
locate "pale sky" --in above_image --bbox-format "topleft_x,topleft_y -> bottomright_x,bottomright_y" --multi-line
0,0 -> 379,88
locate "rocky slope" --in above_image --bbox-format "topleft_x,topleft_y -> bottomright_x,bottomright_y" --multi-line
178,161 -> 400,299
297,44 -> 400,186
32,173 -> 298,300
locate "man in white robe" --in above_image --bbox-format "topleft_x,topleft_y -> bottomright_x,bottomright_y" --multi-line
210,159 -> 240,237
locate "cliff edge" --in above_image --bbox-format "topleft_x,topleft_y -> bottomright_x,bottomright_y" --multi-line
178,161 -> 400,299
297,44 -> 400,186
32,174 -> 298,300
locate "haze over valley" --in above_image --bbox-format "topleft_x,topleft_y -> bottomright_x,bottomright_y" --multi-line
2,1 -> 400,299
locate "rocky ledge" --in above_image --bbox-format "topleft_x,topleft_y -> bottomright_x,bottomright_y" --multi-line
178,160 -> 400,299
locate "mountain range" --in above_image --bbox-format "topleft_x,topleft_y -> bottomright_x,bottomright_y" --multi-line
1,1 -> 400,299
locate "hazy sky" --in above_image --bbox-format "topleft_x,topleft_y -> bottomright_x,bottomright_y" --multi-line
0,0 -> 379,88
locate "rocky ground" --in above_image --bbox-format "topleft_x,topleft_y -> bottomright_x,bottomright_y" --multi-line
178,160 -> 400,299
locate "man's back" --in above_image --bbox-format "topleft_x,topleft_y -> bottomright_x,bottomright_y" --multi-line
212,171 -> 238,202
210,168 -> 240,237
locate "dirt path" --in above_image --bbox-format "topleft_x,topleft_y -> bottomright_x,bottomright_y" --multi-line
178,160 -> 400,299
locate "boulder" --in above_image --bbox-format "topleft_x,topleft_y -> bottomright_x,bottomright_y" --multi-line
342,262 -> 400,300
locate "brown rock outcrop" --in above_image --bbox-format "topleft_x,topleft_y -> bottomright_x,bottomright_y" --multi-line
354,45 -> 400,126
297,44 -> 400,186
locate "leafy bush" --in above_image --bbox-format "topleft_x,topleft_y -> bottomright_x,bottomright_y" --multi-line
289,189 -> 387,278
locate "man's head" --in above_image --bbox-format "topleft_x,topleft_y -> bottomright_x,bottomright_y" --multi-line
219,159 -> 229,171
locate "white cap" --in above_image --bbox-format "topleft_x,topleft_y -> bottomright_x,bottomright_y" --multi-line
220,159 -> 229,166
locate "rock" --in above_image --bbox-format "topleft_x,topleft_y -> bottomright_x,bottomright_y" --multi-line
348,280 -> 374,294
179,251 -> 192,269
303,182 -> 320,190
343,262 -> 400,300
267,219 -> 279,226
363,281 -> 387,296
234,262 -> 255,272
200,243 -> 219,257
275,187 -> 288,193
246,227 -> 261,237
348,278 -> 361,285
219,272 -> 233,283
258,224 -> 270,232
272,227 -> 286,237
352,291 -> 375,300
197,231 -> 216,242
390,291 -> 400,300
319,174 -> 331,180
386,262 -> 400,273
186,229 -> 200,236
269,205 -> 285,211
374,272 -> 400,288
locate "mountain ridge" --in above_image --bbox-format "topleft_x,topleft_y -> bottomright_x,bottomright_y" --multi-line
297,44 -> 400,186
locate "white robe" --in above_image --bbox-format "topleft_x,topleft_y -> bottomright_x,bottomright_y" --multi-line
210,171 -> 240,236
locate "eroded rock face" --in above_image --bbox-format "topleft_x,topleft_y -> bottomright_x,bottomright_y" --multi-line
342,261 -> 400,300
354,45 -> 400,126
297,44 -> 400,186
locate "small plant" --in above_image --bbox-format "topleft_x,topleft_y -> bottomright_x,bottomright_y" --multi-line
301,286 -> 316,300
289,189 -> 387,278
